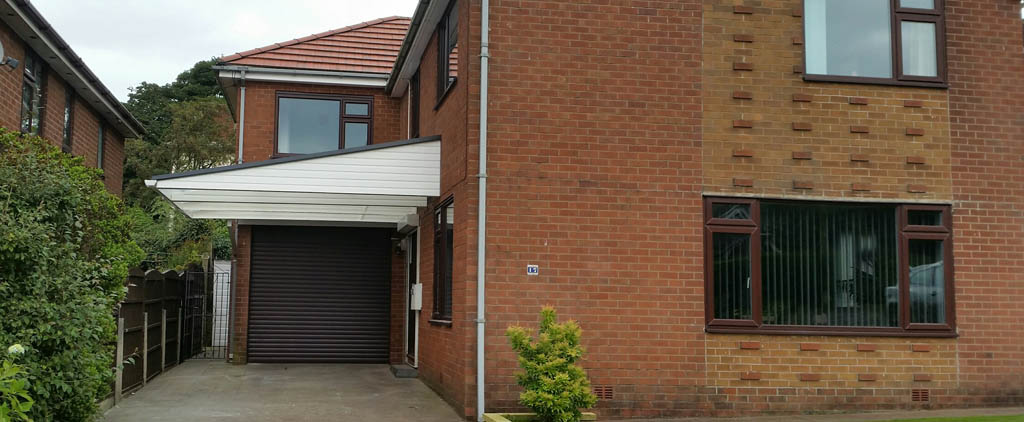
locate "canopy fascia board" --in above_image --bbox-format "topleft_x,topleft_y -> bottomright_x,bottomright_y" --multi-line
146,137 -> 440,224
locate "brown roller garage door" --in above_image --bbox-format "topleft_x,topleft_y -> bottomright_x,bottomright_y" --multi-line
248,226 -> 391,363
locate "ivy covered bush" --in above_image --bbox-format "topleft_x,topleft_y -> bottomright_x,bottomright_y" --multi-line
0,129 -> 143,421
506,307 -> 597,422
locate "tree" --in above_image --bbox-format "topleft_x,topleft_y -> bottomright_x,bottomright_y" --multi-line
0,129 -> 143,421
122,58 -> 230,206
121,59 -> 235,268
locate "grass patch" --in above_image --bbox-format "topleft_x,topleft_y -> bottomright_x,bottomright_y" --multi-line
884,415 -> 1024,422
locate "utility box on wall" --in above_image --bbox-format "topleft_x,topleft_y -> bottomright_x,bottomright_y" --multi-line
410,284 -> 422,311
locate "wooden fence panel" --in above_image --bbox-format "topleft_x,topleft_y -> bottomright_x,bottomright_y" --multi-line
120,269 -> 146,393
143,270 -> 164,381
162,270 -> 182,368
114,265 -> 206,399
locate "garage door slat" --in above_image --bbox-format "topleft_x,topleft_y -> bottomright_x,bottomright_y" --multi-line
248,226 -> 391,363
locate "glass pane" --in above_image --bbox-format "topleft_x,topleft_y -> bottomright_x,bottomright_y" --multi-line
20,83 -> 33,133
277,98 -> 340,154
344,122 -> 369,148
900,0 -> 935,9
712,203 -> 751,220
712,232 -> 752,320
805,0 -> 892,78
901,21 -> 938,77
344,102 -> 369,116
761,203 -> 899,327
23,54 -> 37,79
445,205 -> 453,316
909,239 -> 945,324
434,203 -> 454,319
63,93 -> 73,147
908,210 -> 942,226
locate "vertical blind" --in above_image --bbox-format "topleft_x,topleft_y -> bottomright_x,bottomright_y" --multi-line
760,203 -> 898,327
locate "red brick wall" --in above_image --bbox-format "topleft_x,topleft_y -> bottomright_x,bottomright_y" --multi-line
0,22 -> 23,132
480,0 -> 705,418
230,224 -> 252,364
946,0 -> 1024,406
0,20 -> 126,195
410,0 -> 475,415
391,245 -> 408,365
237,81 -> 402,163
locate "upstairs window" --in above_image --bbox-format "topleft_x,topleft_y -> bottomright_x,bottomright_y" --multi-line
20,50 -> 45,135
275,93 -> 373,155
437,0 -> 458,102
804,0 -> 945,86
410,71 -> 420,139
97,122 -> 104,170
62,85 -> 74,153
705,198 -> 954,336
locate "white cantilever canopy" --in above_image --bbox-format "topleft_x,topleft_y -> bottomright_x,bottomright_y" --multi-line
146,136 -> 440,225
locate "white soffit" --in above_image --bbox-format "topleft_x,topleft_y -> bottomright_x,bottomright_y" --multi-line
146,137 -> 440,224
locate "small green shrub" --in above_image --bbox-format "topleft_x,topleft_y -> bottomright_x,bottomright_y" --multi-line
0,129 -> 142,421
0,345 -> 33,422
506,307 -> 597,422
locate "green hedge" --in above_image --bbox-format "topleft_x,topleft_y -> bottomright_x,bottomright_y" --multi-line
0,129 -> 143,421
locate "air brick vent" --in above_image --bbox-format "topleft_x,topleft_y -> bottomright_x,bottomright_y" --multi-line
911,389 -> 930,402
593,385 -> 614,400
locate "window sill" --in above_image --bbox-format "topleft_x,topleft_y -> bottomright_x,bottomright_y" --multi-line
428,319 -> 452,327
434,78 -> 457,110
803,74 -> 948,89
706,326 -> 958,338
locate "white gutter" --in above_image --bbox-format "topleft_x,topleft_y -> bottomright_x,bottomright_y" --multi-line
237,70 -> 246,164
476,0 -> 490,420
216,65 -> 388,88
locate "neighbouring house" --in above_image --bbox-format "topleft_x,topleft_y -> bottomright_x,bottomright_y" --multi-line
146,1 -> 1024,419
0,0 -> 143,194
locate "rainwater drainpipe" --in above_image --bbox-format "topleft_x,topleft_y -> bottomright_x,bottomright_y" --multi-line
237,70 -> 247,164
228,70 -> 247,362
476,0 -> 490,420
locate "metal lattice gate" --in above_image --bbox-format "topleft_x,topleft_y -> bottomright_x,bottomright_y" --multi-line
182,268 -> 231,360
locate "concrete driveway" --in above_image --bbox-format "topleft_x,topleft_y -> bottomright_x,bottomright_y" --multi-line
103,360 -> 462,422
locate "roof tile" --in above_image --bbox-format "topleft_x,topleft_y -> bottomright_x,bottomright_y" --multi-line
220,16 -> 410,74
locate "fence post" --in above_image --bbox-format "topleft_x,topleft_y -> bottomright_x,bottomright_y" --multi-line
161,309 -> 167,370
115,317 -> 124,404
142,312 -> 148,386
177,307 -> 183,364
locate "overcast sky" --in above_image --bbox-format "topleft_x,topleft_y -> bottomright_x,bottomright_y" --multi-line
33,0 -> 418,102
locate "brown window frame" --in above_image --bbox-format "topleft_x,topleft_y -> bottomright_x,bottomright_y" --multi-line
20,48 -> 46,136
62,84 -> 74,153
802,0 -> 947,88
273,92 -> 374,157
704,197 -> 956,337
431,197 -> 454,324
436,0 -> 458,105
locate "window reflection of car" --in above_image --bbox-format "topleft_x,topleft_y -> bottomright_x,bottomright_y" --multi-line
886,261 -> 944,319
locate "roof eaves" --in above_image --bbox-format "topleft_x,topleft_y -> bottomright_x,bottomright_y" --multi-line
8,0 -> 146,137
386,1 -> 432,94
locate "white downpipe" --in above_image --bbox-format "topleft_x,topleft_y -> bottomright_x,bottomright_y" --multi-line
237,70 -> 247,164
476,0 -> 490,420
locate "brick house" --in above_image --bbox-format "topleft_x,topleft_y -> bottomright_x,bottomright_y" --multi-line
148,0 -> 1024,419
0,0 -> 143,194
